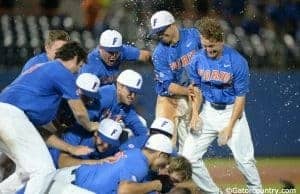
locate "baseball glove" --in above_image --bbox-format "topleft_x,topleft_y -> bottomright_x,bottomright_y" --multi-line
155,175 -> 174,193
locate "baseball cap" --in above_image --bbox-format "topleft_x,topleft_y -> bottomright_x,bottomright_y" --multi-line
99,29 -> 122,52
145,134 -> 172,154
150,117 -> 174,136
149,10 -> 175,36
76,73 -> 100,99
98,118 -> 123,147
117,69 -> 143,93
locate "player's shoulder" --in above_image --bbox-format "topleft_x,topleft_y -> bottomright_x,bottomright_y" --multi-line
181,27 -> 200,35
153,42 -> 168,57
99,84 -> 116,97
224,45 -> 247,62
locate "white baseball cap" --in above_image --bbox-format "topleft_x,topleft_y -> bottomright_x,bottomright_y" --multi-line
145,134 -> 172,154
150,117 -> 174,137
76,73 -> 100,99
99,29 -> 122,52
98,118 -> 122,146
117,69 -> 143,93
149,10 -> 175,36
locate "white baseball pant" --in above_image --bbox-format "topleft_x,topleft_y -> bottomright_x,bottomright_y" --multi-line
155,95 -> 191,152
42,165 -> 95,194
0,102 -> 56,194
182,102 -> 262,194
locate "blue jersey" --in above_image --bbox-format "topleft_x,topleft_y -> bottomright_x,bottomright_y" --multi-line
152,28 -> 201,96
80,45 -> 140,85
188,45 -> 249,104
75,149 -> 149,194
21,52 -> 49,72
0,60 -> 79,125
99,85 -> 148,136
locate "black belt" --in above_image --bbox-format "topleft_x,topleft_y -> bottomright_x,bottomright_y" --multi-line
210,102 -> 227,110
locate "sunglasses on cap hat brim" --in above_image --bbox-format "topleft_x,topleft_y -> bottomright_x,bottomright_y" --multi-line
98,132 -> 120,147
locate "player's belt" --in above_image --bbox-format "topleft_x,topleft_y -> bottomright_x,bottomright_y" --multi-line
210,102 -> 227,110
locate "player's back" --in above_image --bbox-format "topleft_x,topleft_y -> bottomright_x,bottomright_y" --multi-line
21,52 -> 49,73
74,148 -> 149,194
0,60 -> 77,125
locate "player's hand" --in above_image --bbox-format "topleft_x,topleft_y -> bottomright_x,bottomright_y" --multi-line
101,156 -> 118,164
69,145 -> 94,156
90,122 -> 99,132
189,115 -> 202,136
217,126 -> 233,146
155,175 -> 174,193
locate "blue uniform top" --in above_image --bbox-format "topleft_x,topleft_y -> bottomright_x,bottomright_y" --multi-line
99,84 -> 148,137
188,45 -> 250,104
0,60 -> 79,125
21,52 -> 49,72
152,28 -> 201,96
75,149 -> 149,194
80,45 -> 140,85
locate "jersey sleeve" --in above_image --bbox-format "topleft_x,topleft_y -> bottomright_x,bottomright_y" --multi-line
187,53 -> 202,88
122,45 -> 140,61
231,52 -> 250,96
63,127 -> 82,146
152,47 -> 174,96
123,109 -> 149,136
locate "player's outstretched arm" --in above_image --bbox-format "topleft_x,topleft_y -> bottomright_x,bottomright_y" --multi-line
67,99 -> 99,132
118,180 -> 162,194
58,152 -> 111,168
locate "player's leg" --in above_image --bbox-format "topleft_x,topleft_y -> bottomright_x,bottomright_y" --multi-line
175,97 -> 191,152
155,96 -> 179,145
182,131 -> 219,194
0,103 -> 55,194
183,102 -> 231,193
227,112 -> 262,193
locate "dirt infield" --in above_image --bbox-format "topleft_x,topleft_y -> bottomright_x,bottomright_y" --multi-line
205,157 -> 300,187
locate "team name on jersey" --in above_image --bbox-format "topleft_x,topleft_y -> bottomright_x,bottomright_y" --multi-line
169,50 -> 196,70
198,69 -> 232,83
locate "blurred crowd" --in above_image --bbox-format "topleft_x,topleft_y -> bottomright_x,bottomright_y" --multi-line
0,0 -> 299,69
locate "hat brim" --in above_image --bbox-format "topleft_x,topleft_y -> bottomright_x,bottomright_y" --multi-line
126,86 -> 141,94
99,133 -> 120,147
81,90 -> 100,99
147,25 -> 169,38
100,46 -> 122,52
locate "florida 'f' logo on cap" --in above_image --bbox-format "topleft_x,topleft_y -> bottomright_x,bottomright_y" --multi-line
112,37 -> 118,45
136,78 -> 141,87
111,129 -> 118,136
153,18 -> 157,27
161,121 -> 168,127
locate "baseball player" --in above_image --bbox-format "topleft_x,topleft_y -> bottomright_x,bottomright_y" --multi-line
57,118 -> 122,168
22,30 -> 71,72
0,41 -> 98,194
119,117 -> 174,151
42,134 -> 173,194
79,29 -> 151,85
183,17 -> 262,193
97,69 -> 149,141
149,10 -> 201,151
